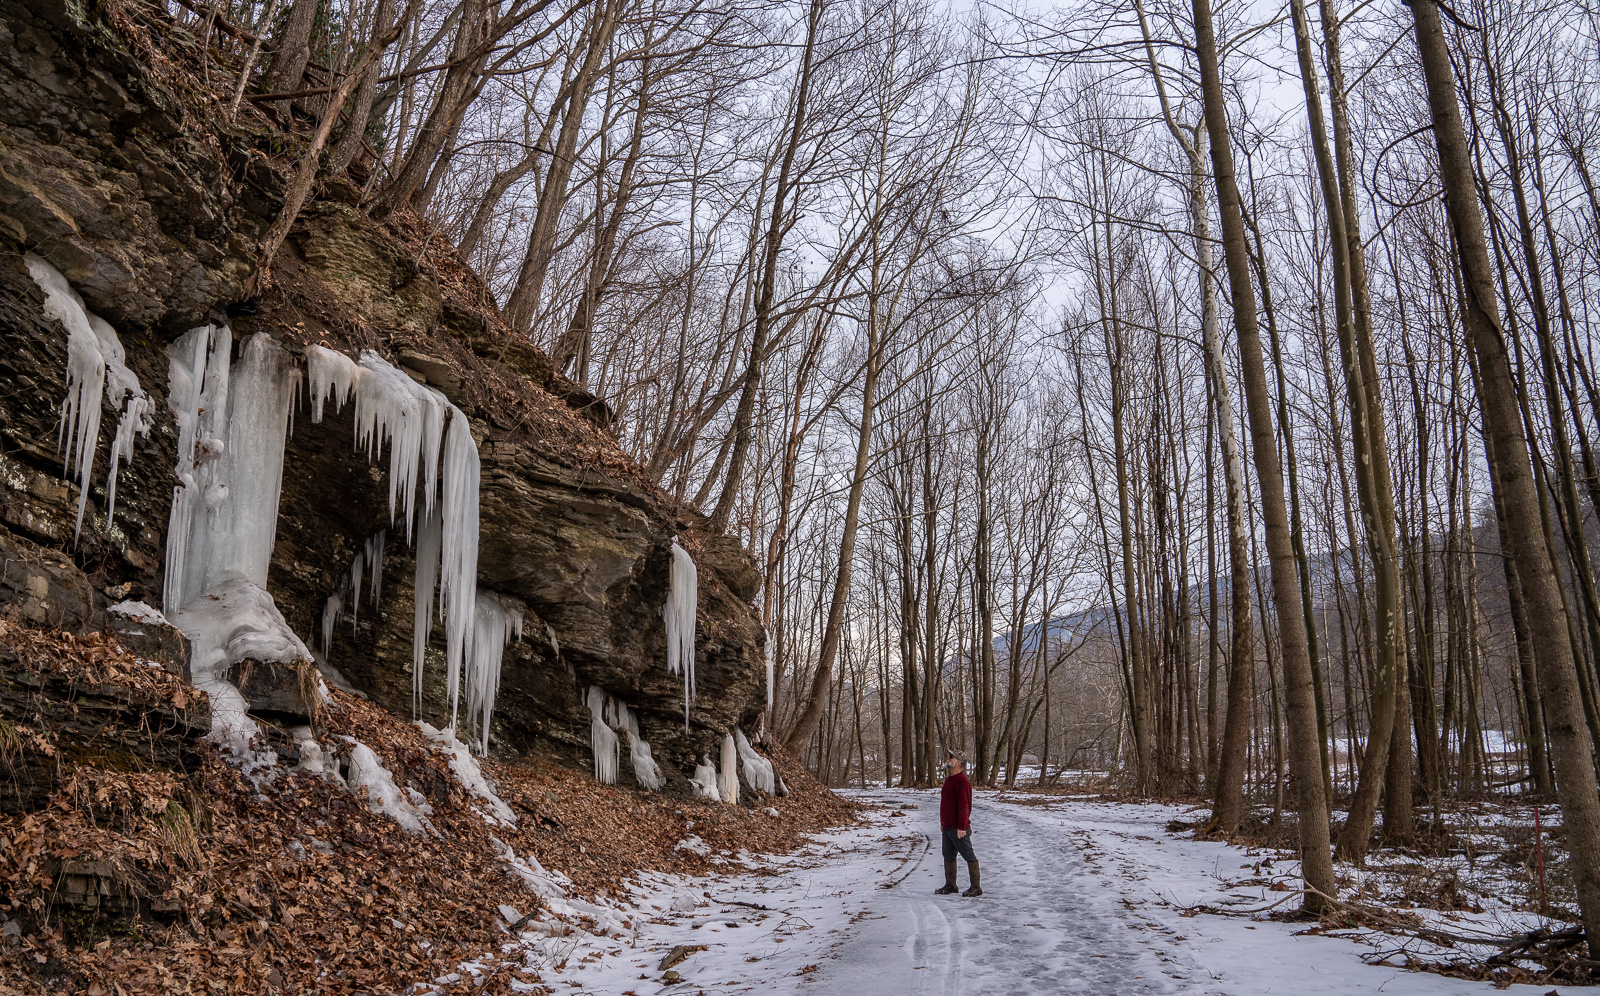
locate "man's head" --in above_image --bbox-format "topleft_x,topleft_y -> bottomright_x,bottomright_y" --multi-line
944,750 -> 964,775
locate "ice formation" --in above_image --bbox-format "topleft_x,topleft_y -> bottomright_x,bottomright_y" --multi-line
734,727 -> 776,795
718,733 -> 740,804
584,688 -> 663,790
412,503 -> 443,715
292,726 -> 334,778
345,740 -> 433,834
164,328 -> 312,776
587,686 -> 619,784
662,539 -> 698,728
418,722 -> 516,825
27,254 -> 154,538
689,756 -> 720,801
318,529 -> 388,656
305,346 -> 495,751
458,591 -> 522,754
626,730 -> 666,791
495,836 -> 572,901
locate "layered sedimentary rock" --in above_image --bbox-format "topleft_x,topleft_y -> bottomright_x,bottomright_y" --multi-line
0,0 -> 765,787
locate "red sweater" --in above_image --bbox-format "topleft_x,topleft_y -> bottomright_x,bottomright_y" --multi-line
940,770 -> 972,831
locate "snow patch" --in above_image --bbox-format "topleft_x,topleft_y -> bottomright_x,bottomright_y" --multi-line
107,600 -> 168,626
344,740 -> 433,834
418,721 -> 516,825
674,834 -> 710,857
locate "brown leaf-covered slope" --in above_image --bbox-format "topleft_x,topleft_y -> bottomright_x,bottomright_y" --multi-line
0,623 -> 857,995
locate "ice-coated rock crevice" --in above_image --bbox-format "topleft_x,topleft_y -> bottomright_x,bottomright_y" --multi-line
28,254 -> 154,539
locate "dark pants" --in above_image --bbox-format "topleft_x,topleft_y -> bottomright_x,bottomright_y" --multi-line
941,827 -> 977,862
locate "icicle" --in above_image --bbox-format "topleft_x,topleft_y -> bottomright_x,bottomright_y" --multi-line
413,503 -> 442,718
586,686 -> 619,784
27,254 -> 153,540
304,345 -> 360,424
321,591 -> 343,657
163,324 -> 230,614
734,728 -> 776,795
440,408 -> 480,725
662,539 -> 698,729
627,731 -> 665,791
689,757 -> 720,801
303,348 -> 480,734
718,733 -> 740,805
349,549 -> 365,622
463,591 -> 522,754
207,335 -> 299,591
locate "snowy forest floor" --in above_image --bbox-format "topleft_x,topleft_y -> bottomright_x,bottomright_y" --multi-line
490,789 -> 1580,996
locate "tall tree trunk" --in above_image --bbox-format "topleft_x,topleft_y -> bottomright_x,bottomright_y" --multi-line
1192,0 -> 1336,912
1409,0 -> 1600,949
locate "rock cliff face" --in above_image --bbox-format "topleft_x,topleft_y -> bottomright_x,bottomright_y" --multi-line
0,0 -> 765,781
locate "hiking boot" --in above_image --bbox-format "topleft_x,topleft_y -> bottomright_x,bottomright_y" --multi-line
935,860 -> 959,894
962,861 -> 982,897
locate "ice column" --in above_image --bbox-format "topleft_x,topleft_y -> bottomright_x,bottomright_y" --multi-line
164,329 -> 310,774
764,626 -> 774,710
627,730 -> 665,791
662,539 -> 698,728
586,686 -> 619,784
718,733 -> 740,804
27,255 -> 153,538
689,757 -> 720,801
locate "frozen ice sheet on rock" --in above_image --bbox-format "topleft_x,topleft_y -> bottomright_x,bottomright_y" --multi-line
688,759 -> 719,801
734,728 -> 775,795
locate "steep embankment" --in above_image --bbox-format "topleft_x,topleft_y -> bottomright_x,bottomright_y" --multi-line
0,0 -> 763,768
0,0 -> 844,991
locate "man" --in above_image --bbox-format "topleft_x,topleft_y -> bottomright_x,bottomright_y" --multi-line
935,750 -> 981,897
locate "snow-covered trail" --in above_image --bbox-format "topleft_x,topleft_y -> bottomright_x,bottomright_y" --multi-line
509,790 -> 1556,995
